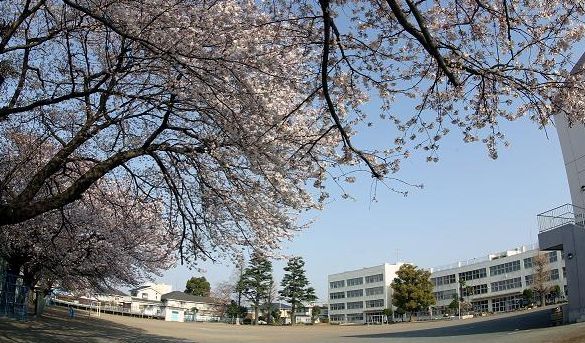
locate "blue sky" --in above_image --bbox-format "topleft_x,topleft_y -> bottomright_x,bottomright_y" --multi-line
157,20 -> 585,301
152,3 -> 585,304
158,113 -> 570,302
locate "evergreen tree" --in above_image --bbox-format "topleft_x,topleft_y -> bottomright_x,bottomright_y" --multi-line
391,264 -> 435,321
448,297 -> 459,315
279,257 -> 317,325
395,307 -> 406,322
241,252 -> 273,325
522,288 -> 534,306
226,300 -> 248,321
382,308 -> 393,323
311,305 -> 321,324
184,276 -> 211,297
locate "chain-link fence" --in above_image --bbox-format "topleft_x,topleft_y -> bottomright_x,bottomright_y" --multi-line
0,270 -> 30,321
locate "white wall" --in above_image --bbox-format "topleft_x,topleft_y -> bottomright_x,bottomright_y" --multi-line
164,307 -> 185,322
327,263 -> 404,323
431,248 -> 566,311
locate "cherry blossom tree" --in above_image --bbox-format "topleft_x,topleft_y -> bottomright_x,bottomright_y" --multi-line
210,281 -> 236,318
315,0 -> 585,165
0,129 -> 175,290
0,0 -> 332,263
532,252 -> 551,306
0,177 -> 176,290
1,0 -> 585,264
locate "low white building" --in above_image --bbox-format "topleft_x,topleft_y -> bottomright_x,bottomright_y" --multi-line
291,305 -> 314,324
129,283 -> 171,302
160,291 -> 219,322
129,283 -> 172,316
256,302 -> 319,324
72,283 -> 220,322
327,263 -> 405,324
92,287 -> 132,312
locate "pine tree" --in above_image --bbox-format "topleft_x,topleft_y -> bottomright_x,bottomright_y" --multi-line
241,252 -> 273,325
279,257 -> 317,325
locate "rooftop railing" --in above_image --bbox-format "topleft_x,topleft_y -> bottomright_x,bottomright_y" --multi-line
537,203 -> 585,233
430,243 -> 538,272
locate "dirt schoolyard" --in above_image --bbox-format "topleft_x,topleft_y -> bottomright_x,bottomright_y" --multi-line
1,306 -> 585,343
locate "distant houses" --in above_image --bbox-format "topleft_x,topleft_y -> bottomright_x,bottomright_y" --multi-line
128,283 -> 171,316
60,282 -> 327,325
256,302 -> 292,324
93,285 -> 132,312
253,302 -> 325,324
161,291 -> 219,322
81,282 -> 219,322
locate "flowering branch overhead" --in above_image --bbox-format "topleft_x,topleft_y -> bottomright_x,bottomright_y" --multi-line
0,0 -> 584,265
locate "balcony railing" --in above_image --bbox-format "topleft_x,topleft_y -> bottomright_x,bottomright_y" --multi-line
537,203 -> 585,232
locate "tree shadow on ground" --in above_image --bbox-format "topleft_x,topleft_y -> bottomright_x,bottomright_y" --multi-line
345,308 -> 552,339
0,306 -> 194,342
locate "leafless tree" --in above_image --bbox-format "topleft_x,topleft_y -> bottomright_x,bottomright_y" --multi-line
210,281 -> 236,318
532,252 -> 551,306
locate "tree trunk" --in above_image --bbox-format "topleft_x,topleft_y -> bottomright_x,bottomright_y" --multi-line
291,303 -> 296,325
236,291 -> 241,324
22,268 -> 36,291
254,300 -> 259,325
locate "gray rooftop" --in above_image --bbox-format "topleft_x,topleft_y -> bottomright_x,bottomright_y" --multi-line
161,291 -> 214,303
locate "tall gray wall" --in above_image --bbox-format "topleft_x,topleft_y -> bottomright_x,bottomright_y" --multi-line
555,52 -> 585,213
539,224 -> 585,323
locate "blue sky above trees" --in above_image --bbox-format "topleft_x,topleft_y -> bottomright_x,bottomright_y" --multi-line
161,110 -> 570,301
165,37 -> 585,301
160,8 -> 585,304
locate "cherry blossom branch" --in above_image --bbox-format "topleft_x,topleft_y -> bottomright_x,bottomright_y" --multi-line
0,142 -> 206,226
319,0 -> 382,179
385,0 -> 460,86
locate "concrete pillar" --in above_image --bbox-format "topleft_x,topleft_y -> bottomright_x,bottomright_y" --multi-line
555,52 -> 585,213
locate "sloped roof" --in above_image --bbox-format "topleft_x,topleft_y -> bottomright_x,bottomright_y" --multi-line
161,291 -> 214,303
93,285 -> 128,296
260,302 -> 292,310
129,285 -> 150,292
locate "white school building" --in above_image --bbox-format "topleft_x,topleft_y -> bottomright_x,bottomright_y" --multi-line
328,263 -> 406,324
431,245 -> 566,314
327,245 -> 566,324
